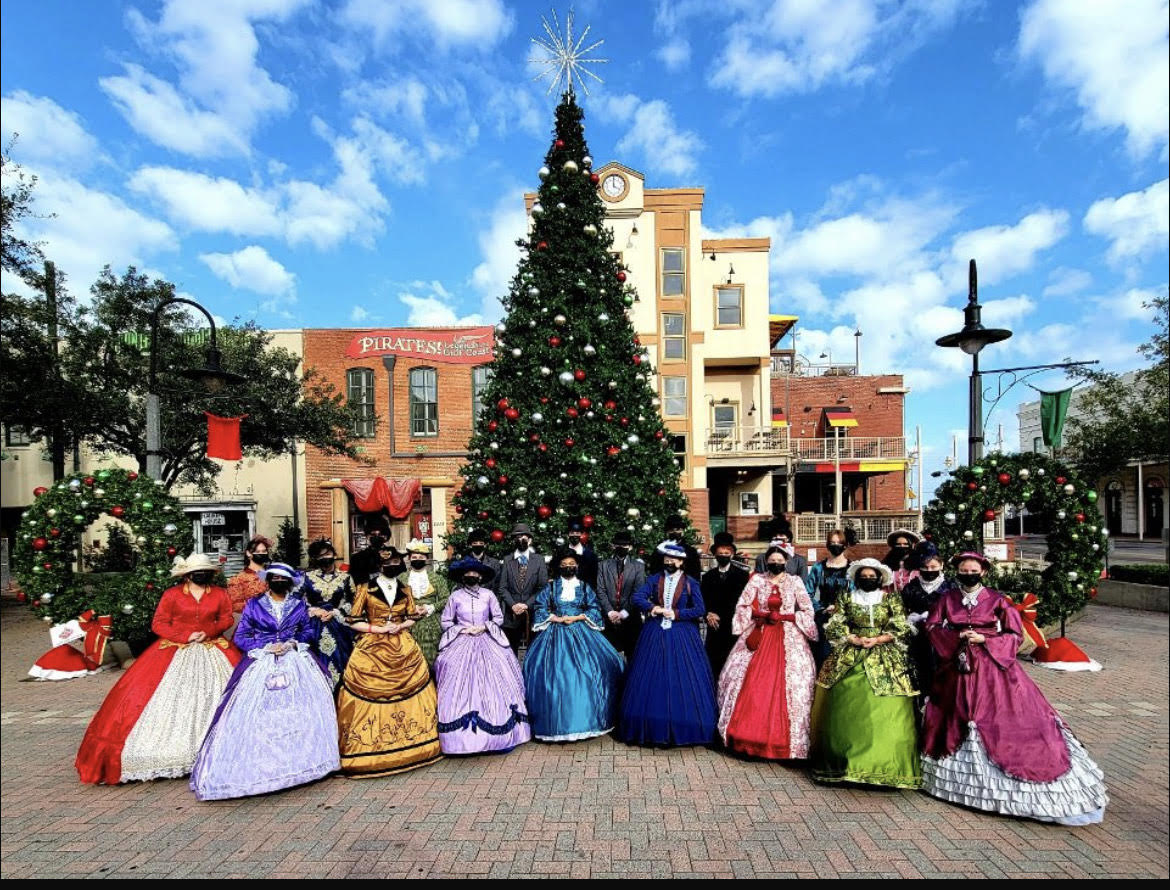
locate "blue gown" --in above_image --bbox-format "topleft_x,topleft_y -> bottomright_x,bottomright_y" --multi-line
190,595 -> 339,800
297,569 -> 356,690
522,579 -> 624,741
618,572 -> 718,747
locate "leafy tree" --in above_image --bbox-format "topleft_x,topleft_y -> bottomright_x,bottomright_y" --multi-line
1,146 -> 44,280
1066,294 -> 1169,482
276,516 -> 304,568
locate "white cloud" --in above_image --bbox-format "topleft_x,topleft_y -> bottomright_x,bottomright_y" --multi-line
1083,178 -> 1170,263
199,245 -> 295,296
341,0 -> 513,50
949,209 -> 1069,285
0,92 -> 101,170
351,305 -> 370,322
398,281 -> 482,326
470,187 -> 528,322
601,94 -> 703,179
1043,266 -> 1092,297
1099,287 -> 1165,323
1019,0 -> 1169,159
656,38 -> 691,71
128,166 -> 280,236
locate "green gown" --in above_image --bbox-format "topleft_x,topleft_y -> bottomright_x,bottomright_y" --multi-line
809,590 -> 921,789
403,569 -> 450,665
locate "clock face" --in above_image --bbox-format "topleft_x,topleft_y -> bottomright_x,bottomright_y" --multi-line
602,173 -> 626,198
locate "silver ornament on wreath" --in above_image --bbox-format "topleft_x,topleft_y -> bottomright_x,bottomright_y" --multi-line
558,371 -> 575,384
121,603 -> 135,615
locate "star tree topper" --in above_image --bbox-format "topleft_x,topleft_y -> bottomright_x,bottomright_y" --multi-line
530,8 -> 607,96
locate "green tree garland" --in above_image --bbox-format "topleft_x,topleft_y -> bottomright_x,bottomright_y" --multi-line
14,468 -> 193,645
923,451 -> 1106,627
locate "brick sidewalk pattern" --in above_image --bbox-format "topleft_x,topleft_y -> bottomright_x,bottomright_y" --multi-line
1,598 -> 1166,879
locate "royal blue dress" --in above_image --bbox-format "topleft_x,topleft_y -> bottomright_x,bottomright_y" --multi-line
522,579 -> 624,741
297,569 -> 356,690
618,572 -> 718,747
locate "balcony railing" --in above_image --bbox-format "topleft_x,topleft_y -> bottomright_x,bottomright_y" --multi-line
792,436 -> 907,461
703,426 -> 790,455
794,511 -> 923,545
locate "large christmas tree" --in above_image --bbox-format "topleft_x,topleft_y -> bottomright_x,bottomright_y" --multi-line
448,92 -> 690,556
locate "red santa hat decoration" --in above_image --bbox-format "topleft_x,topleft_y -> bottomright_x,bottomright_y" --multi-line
28,610 -> 113,681
1030,636 -> 1102,672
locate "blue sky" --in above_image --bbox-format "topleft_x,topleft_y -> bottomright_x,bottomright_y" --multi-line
2,0 -> 1167,489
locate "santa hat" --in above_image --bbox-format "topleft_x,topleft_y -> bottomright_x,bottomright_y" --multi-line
1030,636 -> 1102,672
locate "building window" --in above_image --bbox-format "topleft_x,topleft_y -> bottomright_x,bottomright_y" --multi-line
471,365 -> 492,419
4,425 -> 31,447
662,313 -> 685,361
410,367 -> 439,437
713,403 -> 738,430
346,368 -> 375,438
715,285 -> 743,327
663,376 -> 686,417
671,435 -> 687,472
1033,436 -> 1044,453
661,248 -> 685,297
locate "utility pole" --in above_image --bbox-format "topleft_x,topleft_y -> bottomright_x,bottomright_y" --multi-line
44,261 -> 66,481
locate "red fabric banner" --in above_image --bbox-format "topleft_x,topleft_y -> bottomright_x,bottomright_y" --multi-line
206,413 -> 246,460
342,477 -> 421,519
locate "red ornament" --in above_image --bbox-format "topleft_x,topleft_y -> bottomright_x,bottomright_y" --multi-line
603,400 -> 617,411
632,354 -> 642,365
607,446 -> 621,457
538,443 -> 548,453
539,396 -> 549,404
32,537 -> 48,551
15,591 -> 27,604
33,486 -> 48,497
554,139 -> 565,149
49,528 -> 61,538
966,481 -> 978,491
479,511 -> 490,520
485,458 -> 497,469
497,475 -> 509,486
564,437 -> 575,447
1090,586 -> 1098,598
982,509 -> 997,521
604,414 -> 614,423
454,505 -> 464,514
1074,512 -> 1086,523
590,173 -> 599,184
616,271 -> 627,283
577,397 -> 592,410
529,433 -> 541,442
997,472 -> 1012,485
657,489 -> 666,497
620,417 -> 629,426
537,240 -> 549,251
567,407 -> 579,418
504,408 -> 521,421
581,515 -> 595,528
1055,476 -> 1067,484
548,336 -> 562,347
145,582 -> 156,591
487,420 -> 499,432
43,563 -> 53,571
490,529 -> 506,544
537,505 -> 553,519
633,335 -> 641,346
127,472 -> 138,481
573,369 -> 586,381
497,398 -> 510,410
83,476 -> 95,486
112,505 -> 126,517
654,430 -> 664,439
167,546 -> 177,556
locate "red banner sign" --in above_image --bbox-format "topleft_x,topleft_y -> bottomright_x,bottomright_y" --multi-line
345,327 -> 494,363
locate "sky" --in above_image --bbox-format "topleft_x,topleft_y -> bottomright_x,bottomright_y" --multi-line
2,0 -> 1167,492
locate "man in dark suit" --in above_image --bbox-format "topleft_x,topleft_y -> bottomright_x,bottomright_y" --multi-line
753,529 -> 808,581
595,530 -> 646,659
565,518 -> 599,588
463,528 -> 502,593
348,521 -> 390,586
702,531 -> 751,676
497,522 -> 549,654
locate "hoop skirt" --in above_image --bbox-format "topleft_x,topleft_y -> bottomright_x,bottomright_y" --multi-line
435,586 -> 531,754
523,580 -> 623,741
190,595 -> 339,800
921,587 -> 1107,825
809,591 -> 921,789
717,574 -> 818,759
618,573 -> 717,747
336,584 -> 441,776
76,585 -> 241,785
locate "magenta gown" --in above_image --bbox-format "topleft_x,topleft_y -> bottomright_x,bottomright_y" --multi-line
921,586 -> 1107,825
434,585 -> 531,754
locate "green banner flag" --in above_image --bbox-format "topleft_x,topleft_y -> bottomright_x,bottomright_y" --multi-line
1040,388 -> 1074,448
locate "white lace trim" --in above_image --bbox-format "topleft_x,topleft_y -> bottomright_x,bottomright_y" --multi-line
534,726 -> 613,742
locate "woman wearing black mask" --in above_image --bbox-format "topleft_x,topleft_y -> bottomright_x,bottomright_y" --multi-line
804,529 -> 851,667
809,558 -> 921,789
899,541 -> 953,697
226,535 -> 273,617
882,529 -> 920,592
300,538 -> 356,689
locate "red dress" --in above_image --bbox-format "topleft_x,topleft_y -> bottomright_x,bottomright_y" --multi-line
226,568 -> 267,613
75,584 -> 241,785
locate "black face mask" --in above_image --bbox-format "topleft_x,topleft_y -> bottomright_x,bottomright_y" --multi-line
957,573 -> 983,589
663,561 -> 681,574
462,575 -> 482,588
669,531 -> 684,542
189,571 -> 215,586
315,556 -> 336,569
568,535 -> 582,545
613,546 -> 629,558
268,580 -> 292,595
560,567 -> 578,578
856,575 -> 881,592
766,563 -> 784,575
251,553 -> 270,566
892,545 -> 911,557
919,570 -> 941,582
827,543 -> 846,556
470,545 -> 486,556
516,537 -> 531,550
410,560 -> 427,570
715,555 -> 732,567
381,562 -> 404,577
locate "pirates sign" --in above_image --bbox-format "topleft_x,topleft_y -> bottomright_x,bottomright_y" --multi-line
345,327 -> 494,364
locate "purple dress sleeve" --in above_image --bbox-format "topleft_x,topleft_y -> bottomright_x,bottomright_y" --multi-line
983,593 -> 1023,670
292,601 -> 317,646
926,592 -> 962,662
483,591 -> 511,648
438,590 -> 463,652
231,599 -> 268,654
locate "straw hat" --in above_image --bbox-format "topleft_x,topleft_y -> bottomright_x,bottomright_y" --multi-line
171,551 -> 218,577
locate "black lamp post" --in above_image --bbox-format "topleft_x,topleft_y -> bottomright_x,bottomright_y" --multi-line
935,259 -> 1012,465
145,297 -> 244,480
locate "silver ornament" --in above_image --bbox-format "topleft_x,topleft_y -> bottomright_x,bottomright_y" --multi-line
621,444 -> 629,451
608,381 -> 618,389
94,488 -> 105,498
1036,468 -> 1045,476
477,475 -> 490,487
532,203 -> 545,216
944,512 -> 957,525
538,522 -> 548,531
531,412 -> 544,423
490,442 -> 499,450
80,500 -> 89,508
586,411 -> 595,419
511,348 -> 522,357
598,313 -> 609,322
556,202 -> 566,211
529,320 -> 537,327
1057,510 -> 1067,519
604,491 -> 615,500
46,508 -> 58,519
582,155 -> 593,168
558,371 -> 575,384
1067,571 -> 1078,581
583,344 -> 596,356
962,530 -> 974,540
1018,468 -> 1030,479
1063,483 -> 1075,494
1092,544 -> 1099,551
136,535 -> 147,545
627,507 -> 640,517
40,592 -> 54,604
121,603 -> 135,614
627,434 -> 640,444
560,472 -> 568,479
650,397 -> 661,407
540,366 -> 552,376
514,498 -> 527,509
528,286 -> 540,297
538,166 -> 550,179
642,523 -> 653,532
68,478 -> 82,491
496,322 -> 507,334
589,457 -> 597,465
43,615 -> 53,623
163,523 -> 178,535
583,223 -> 597,236
562,160 -> 579,173
554,314 -> 567,326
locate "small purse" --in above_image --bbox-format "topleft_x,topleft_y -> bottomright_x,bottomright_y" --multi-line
745,624 -> 765,651
955,641 -> 973,674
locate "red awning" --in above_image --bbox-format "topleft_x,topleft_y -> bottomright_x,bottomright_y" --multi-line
342,477 -> 421,518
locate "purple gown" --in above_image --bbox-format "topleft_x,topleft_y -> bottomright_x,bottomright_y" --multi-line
921,586 -> 1107,824
190,595 -> 340,800
434,585 -> 531,754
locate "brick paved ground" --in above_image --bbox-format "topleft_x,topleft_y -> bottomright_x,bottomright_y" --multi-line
2,597 -> 1166,879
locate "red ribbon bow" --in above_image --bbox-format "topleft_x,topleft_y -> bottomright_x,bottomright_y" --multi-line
1012,593 -> 1046,649
78,610 -> 113,670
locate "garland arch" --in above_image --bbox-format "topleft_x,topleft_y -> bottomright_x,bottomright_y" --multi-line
923,451 -> 1106,627
14,468 -> 194,645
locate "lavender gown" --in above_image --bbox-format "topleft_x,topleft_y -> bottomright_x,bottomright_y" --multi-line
434,585 -> 531,754
190,595 -> 340,800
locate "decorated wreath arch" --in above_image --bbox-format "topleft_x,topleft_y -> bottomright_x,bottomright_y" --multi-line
923,451 -> 1106,628
14,468 -> 193,645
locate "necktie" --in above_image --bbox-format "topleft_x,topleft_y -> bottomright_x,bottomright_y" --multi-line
615,560 -> 625,605
519,554 -> 528,566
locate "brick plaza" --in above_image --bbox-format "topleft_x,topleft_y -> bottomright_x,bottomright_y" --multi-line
1,597 -> 1166,879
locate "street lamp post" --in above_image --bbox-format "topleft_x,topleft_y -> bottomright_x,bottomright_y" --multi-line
146,297 -> 244,481
936,260 -> 1012,465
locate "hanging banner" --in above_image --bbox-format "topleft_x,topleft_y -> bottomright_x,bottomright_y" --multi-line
1040,388 -> 1074,449
345,327 -> 494,363
206,413 -> 246,461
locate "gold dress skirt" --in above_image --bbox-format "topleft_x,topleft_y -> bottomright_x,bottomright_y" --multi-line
337,584 -> 441,776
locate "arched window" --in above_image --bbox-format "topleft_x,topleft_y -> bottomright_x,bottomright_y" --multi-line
346,368 -> 375,438
410,367 -> 439,437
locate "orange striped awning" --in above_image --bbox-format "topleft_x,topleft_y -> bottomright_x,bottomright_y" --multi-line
823,406 -> 858,428
770,406 -> 788,428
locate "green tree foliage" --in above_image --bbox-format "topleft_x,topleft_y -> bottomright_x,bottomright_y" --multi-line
276,516 -> 304,568
1065,294 -> 1169,482
448,92 -> 690,556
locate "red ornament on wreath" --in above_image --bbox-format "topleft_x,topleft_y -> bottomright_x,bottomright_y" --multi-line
536,241 -> 549,251
454,505 -> 464,514
487,420 -> 499,432
43,563 -> 53,571
498,475 -> 509,486
112,505 -> 125,517
538,443 -> 548,453
539,396 -> 549,404
616,271 -> 627,283
573,369 -> 586,381
83,476 -> 95,486
1074,512 -> 1086,523
145,582 -> 156,591
567,407 -> 579,418
577,397 -> 592,409
657,488 -> 666,497
997,472 -> 1012,485
167,547 -> 177,556
632,354 -> 642,365
604,414 -> 614,423
504,408 -> 521,421
490,529 -> 506,544
485,458 -> 497,469
537,505 -> 553,519
654,430 -> 664,439
983,509 -> 997,521
582,515 -> 595,528
603,400 -> 616,411
966,481 -> 978,491
548,336 -> 562,347
607,446 -> 621,457
127,472 -> 138,481
32,537 -> 47,552
479,511 -> 490,520
16,591 -> 27,604
33,486 -> 48,497
49,528 -> 61,538
529,433 -> 541,443
620,417 -> 629,426
497,398 -> 510,411
564,438 -> 575,447
1055,476 -> 1067,484
554,138 -> 565,149
590,173 -> 599,184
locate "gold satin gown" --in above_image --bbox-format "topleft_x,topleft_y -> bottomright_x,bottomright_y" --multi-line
337,583 -> 441,776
